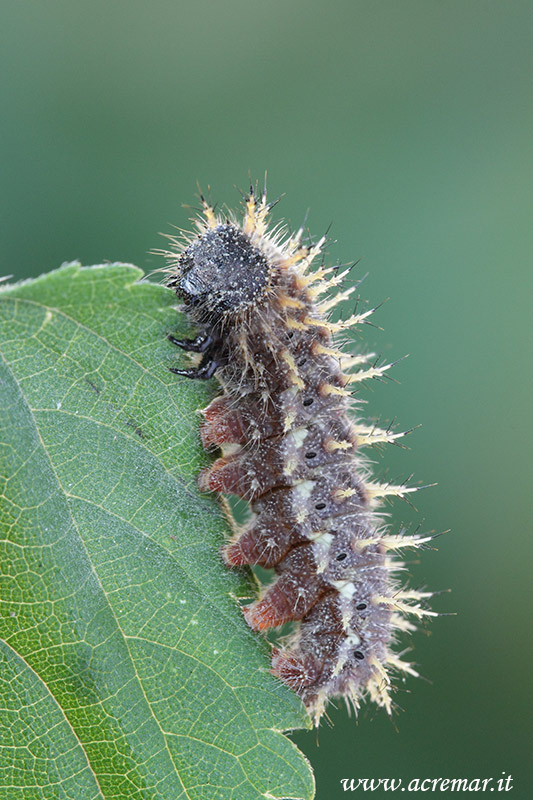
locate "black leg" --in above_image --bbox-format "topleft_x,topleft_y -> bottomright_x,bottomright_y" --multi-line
167,332 -> 213,353
169,355 -> 220,380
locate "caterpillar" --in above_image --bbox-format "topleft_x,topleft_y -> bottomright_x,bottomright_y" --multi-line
161,184 -> 437,725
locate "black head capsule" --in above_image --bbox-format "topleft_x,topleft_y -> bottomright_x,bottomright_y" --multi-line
168,224 -> 271,317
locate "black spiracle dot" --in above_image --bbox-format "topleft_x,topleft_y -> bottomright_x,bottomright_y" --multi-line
305,451 -> 317,459
356,602 -> 367,611
298,358 -> 307,367
302,397 -> 314,406
315,502 -> 326,510
353,651 -> 365,660
336,553 -> 348,562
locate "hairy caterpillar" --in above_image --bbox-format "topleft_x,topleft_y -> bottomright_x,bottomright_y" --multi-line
161,184 -> 437,725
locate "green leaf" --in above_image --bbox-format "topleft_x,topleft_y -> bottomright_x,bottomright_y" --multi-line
0,263 -> 314,800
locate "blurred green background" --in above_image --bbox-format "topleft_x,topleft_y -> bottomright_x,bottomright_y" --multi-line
1,1 -> 532,797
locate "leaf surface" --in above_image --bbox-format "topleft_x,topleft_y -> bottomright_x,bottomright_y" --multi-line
0,263 -> 313,800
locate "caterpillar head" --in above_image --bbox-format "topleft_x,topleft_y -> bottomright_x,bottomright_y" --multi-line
167,224 -> 271,318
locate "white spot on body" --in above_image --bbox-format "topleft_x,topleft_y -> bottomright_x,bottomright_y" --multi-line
289,427 -> 309,448
345,632 -> 361,647
294,479 -> 315,498
311,532 -> 334,573
338,595 -> 355,630
309,531 -> 334,545
330,579 -> 357,598
283,458 -> 298,477
221,442 -> 241,457
283,411 -> 296,431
